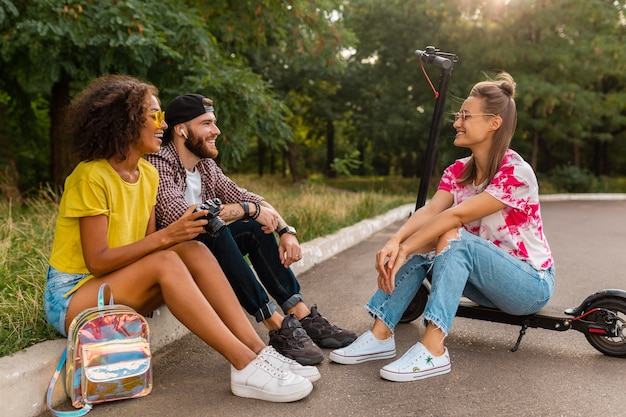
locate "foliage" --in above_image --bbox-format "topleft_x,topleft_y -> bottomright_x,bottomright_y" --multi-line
0,0 -> 349,193
338,0 -> 626,180
331,150 -> 362,176
543,165 -> 601,193
0,0 -> 625,198
339,0 -> 458,178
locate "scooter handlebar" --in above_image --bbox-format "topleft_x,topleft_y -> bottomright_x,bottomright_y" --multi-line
414,47 -> 453,69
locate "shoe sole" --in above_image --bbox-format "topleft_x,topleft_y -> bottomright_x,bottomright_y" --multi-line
328,349 -> 396,365
379,363 -> 451,382
284,352 -> 324,366
314,337 -> 358,349
306,373 -> 321,383
231,381 -> 313,402
294,370 -> 321,382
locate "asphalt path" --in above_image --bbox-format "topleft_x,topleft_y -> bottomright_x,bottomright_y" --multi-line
40,200 -> 626,417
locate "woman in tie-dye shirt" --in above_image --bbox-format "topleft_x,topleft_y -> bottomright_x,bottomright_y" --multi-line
330,72 -> 554,383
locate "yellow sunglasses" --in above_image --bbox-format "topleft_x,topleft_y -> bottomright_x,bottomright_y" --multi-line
148,111 -> 165,128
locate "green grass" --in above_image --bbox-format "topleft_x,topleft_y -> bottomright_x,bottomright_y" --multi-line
0,175 -> 413,357
0,194 -> 60,357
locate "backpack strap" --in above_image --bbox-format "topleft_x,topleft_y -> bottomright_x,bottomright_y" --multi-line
46,283 -> 115,416
98,283 -> 114,307
46,349 -> 92,417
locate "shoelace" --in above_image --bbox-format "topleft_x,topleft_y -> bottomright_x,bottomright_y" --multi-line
263,346 -> 300,366
255,355 -> 290,379
345,333 -> 376,352
400,345 -> 430,366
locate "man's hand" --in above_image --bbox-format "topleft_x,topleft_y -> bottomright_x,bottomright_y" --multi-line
255,205 -> 280,234
278,233 -> 302,268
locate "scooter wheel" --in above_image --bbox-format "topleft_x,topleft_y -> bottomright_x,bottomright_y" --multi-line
582,296 -> 626,358
399,284 -> 429,324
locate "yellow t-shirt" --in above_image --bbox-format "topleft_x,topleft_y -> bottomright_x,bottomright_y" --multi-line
49,159 -> 158,289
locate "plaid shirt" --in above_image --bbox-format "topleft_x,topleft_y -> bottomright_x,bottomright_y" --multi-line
144,142 -> 263,230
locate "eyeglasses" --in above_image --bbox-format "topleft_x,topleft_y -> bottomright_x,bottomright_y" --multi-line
148,111 -> 165,128
454,111 -> 497,122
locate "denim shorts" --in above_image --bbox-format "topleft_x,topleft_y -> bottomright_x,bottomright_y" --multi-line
44,266 -> 90,336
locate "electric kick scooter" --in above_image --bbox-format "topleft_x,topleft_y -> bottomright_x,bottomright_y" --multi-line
400,46 -> 626,358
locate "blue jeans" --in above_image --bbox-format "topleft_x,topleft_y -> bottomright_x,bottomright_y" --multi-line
366,229 -> 555,335
195,219 -> 303,322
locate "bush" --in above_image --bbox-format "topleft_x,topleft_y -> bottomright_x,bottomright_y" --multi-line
543,165 -> 600,193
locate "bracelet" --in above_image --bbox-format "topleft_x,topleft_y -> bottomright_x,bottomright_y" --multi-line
251,201 -> 261,219
240,202 -> 250,220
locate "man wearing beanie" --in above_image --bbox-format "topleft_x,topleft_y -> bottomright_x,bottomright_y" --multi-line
145,94 -> 356,365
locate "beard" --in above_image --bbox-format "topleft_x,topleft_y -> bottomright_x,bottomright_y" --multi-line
184,130 -> 219,159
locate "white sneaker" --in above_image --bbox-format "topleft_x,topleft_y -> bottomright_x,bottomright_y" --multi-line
380,342 -> 450,382
231,356 -> 313,402
261,346 -> 321,382
328,330 -> 396,364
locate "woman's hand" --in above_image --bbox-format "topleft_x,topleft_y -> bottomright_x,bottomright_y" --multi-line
376,239 -> 409,294
375,237 -> 405,293
375,237 -> 400,278
162,205 -> 209,244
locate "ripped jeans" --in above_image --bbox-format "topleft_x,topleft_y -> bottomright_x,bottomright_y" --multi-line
365,228 -> 555,335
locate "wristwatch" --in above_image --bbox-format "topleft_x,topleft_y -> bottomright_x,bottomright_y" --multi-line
278,225 -> 297,237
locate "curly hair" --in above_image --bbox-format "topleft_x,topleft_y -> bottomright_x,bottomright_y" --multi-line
66,75 -> 159,162
458,72 -> 517,186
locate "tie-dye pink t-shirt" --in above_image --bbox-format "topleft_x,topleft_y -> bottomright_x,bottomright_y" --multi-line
438,149 -> 553,270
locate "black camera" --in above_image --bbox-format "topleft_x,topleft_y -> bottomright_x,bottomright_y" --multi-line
194,198 -> 226,236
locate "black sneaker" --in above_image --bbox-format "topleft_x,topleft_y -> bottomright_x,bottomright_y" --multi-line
269,314 -> 324,366
299,305 -> 358,348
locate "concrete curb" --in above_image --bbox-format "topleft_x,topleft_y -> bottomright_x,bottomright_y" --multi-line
1,203 -> 415,417
538,193 -> 626,202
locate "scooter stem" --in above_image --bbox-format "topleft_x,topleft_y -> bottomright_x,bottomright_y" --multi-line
414,47 -> 457,211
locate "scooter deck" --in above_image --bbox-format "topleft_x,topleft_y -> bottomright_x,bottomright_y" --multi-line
457,299 -> 572,331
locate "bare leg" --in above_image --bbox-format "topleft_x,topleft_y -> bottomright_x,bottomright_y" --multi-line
260,312 -> 286,331
170,242 -> 266,354
286,302 -> 311,321
421,323 -> 446,356
371,318 -> 393,340
67,242 -> 256,369
258,299 -> 312,331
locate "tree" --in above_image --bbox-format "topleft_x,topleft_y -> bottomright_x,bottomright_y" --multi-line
1,0 -> 203,189
0,0 -> 301,194
443,0 -> 626,174
339,0 -> 626,179
340,0 -> 462,179
200,0 -> 357,180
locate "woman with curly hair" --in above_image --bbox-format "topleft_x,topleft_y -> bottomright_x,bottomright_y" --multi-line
330,72 -> 554,382
44,75 -> 317,402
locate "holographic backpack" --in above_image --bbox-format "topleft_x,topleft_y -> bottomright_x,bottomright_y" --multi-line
46,284 -> 152,416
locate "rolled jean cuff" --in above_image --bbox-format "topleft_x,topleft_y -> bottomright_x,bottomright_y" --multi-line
422,313 -> 450,336
280,293 -> 304,314
365,304 -> 396,335
254,300 -> 278,323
